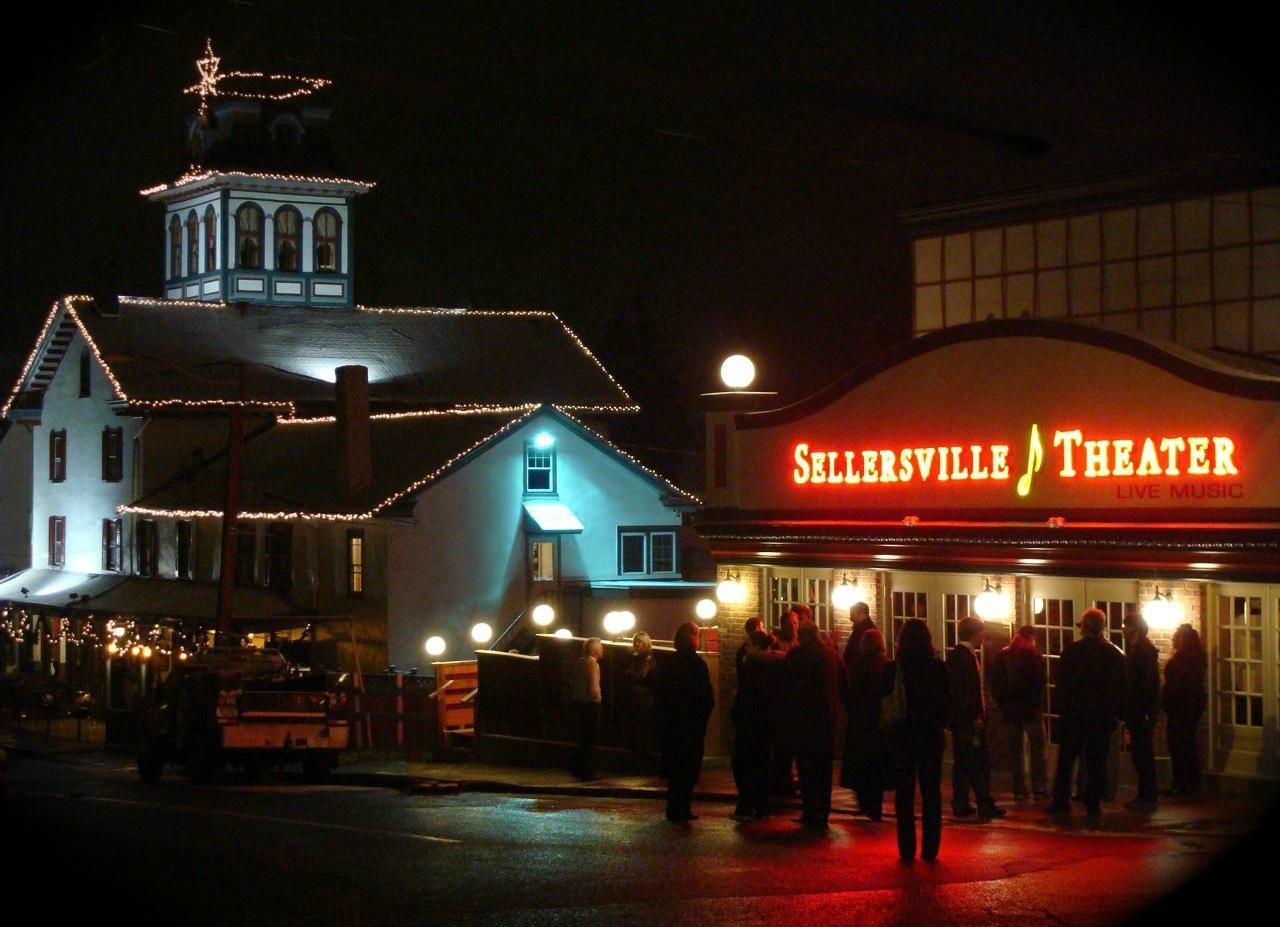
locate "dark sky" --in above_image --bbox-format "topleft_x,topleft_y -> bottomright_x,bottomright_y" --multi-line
2,1 -> 1275,479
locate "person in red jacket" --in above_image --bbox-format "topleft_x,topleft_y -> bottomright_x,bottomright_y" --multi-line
990,625 -> 1048,798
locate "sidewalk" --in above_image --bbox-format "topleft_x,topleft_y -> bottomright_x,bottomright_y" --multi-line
334,750 -> 1273,839
4,725 -> 1271,839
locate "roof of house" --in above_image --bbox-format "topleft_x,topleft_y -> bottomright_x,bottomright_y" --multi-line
124,405 -> 699,521
4,296 -> 636,419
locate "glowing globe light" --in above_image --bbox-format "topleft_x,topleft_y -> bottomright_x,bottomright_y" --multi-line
470,622 -> 493,646
142,646 -> 153,659
424,636 -> 446,657
719,354 -> 756,390
553,628 -> 573,639
107,642 -> 119,655
695,598 -> 718,621
1032,596 -> 1046,616
1142,590 -> 1182,629
830,579 -> 863,612
972,585 -> 1008,622
531,603 -> 556,627
533,431 -> 555,449
112,626 -> 126,639
616,610 -> 636,633
601,611 -> 626,636
178,651 -> 189,661
131,645 -> 142,657
716,577 -> 746,605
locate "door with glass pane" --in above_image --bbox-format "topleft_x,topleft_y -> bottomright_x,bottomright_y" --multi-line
1210,586 -> 1278,778
1024,578 -> 1082,744
766,568 -> 836,633
886,572 -> 935,655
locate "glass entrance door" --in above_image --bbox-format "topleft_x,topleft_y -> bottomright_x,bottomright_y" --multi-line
1210,585 -> 1279,778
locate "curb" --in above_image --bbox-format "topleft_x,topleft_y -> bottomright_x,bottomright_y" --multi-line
331,769 -> 744,803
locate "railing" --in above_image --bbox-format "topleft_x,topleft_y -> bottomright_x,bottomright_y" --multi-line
488,608 -> 528,653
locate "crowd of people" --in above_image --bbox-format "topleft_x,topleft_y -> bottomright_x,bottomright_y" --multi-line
567,602 -> 1208,859
726,602 -> 1208,861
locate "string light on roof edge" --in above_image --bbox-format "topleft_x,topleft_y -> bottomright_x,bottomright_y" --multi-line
117,403 -> 699,522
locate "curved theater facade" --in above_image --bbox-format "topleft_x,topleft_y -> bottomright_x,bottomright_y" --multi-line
699,319 -> 1280,783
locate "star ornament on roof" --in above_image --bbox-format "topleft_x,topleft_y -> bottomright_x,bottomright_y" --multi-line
184,38 -> 331,118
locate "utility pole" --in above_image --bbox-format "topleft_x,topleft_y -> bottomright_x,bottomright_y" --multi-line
215,364 -> 246,648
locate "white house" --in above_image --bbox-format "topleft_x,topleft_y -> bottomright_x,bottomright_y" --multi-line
0,44 -> 707,692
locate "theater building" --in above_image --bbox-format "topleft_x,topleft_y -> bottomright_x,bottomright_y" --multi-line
699,318 -> 1280,785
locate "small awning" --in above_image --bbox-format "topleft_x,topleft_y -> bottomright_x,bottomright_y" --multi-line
0,569 -> 127,609
522,501 -> 584,534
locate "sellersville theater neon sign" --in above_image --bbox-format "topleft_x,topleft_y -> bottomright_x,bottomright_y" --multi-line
792,425 -> 1241,499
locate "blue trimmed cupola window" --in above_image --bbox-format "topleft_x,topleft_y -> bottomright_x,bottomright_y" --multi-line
314,208 -> 341,272
169,215 -> 182,279
204,206 -> 218,272
186,211 -> 199,277
275,206 -> 301,272
236,203 -> 263,269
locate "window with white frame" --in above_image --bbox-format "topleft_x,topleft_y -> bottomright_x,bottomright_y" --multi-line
524,443 -> 556,494
617,528 -> 678,577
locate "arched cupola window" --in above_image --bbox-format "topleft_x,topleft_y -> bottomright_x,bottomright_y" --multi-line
275,206 -> 301,273
314,208 -> 341,273
169,215 -> 182,279
204,206 -> 218,272
236,203 -> 263,270
186,211 -> 200,277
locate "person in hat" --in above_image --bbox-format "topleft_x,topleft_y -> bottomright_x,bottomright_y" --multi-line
1122,611 -> 1161,811
1049,608 -> 1126,821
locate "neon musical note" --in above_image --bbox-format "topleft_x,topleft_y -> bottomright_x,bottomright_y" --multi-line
1016,423 -> 1043,497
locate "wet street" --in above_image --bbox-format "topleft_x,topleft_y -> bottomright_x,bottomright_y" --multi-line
3,753 -> 1269,926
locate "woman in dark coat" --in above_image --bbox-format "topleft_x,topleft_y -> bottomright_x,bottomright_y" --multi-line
883,617 -> 951,862
841,627 -> 889,820
1163,623 -> 1207,797
654,622 -> 715,823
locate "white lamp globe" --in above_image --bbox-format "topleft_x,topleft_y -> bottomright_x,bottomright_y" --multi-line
719,354 -> 756,390
602,612 -> 622,636
830,580 -> 861,612
470,622 -> 493,645
973,587 -> 1007,622
531,603 -> 556,627
424,636 -> 446,657
695,598 -> 718,621
553,628 -> 573,639
716,577 -> 745,605
616,610 -> 636,634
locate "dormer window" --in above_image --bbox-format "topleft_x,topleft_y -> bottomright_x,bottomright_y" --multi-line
169,215 -> 182,279
204,206 -> 218,271
236,203 -> 263,269
314,208 -> 341,273
275,207 -> 301,272
524,438 -> 556,494
186,211 -> 200,276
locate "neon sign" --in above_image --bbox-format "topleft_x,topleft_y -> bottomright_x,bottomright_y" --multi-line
792,424 -> 1239,497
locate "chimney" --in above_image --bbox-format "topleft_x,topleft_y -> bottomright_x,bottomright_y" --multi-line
335,365 -> 371,496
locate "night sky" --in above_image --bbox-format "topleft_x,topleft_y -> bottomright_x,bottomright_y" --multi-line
2,2 -> 1275,480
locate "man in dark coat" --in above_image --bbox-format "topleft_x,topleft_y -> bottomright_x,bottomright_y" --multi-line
946,616 -> 1004,820
654,622 -> 715,823
1122,611 -> 1161,811
735,616 -> 765,676
1050,607 -> 1126,820
731,630 -> 779,819
841,601 -> 875,674
784,621 -> 849,828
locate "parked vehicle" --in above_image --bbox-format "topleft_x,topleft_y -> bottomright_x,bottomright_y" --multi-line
137,648 -> 349,783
